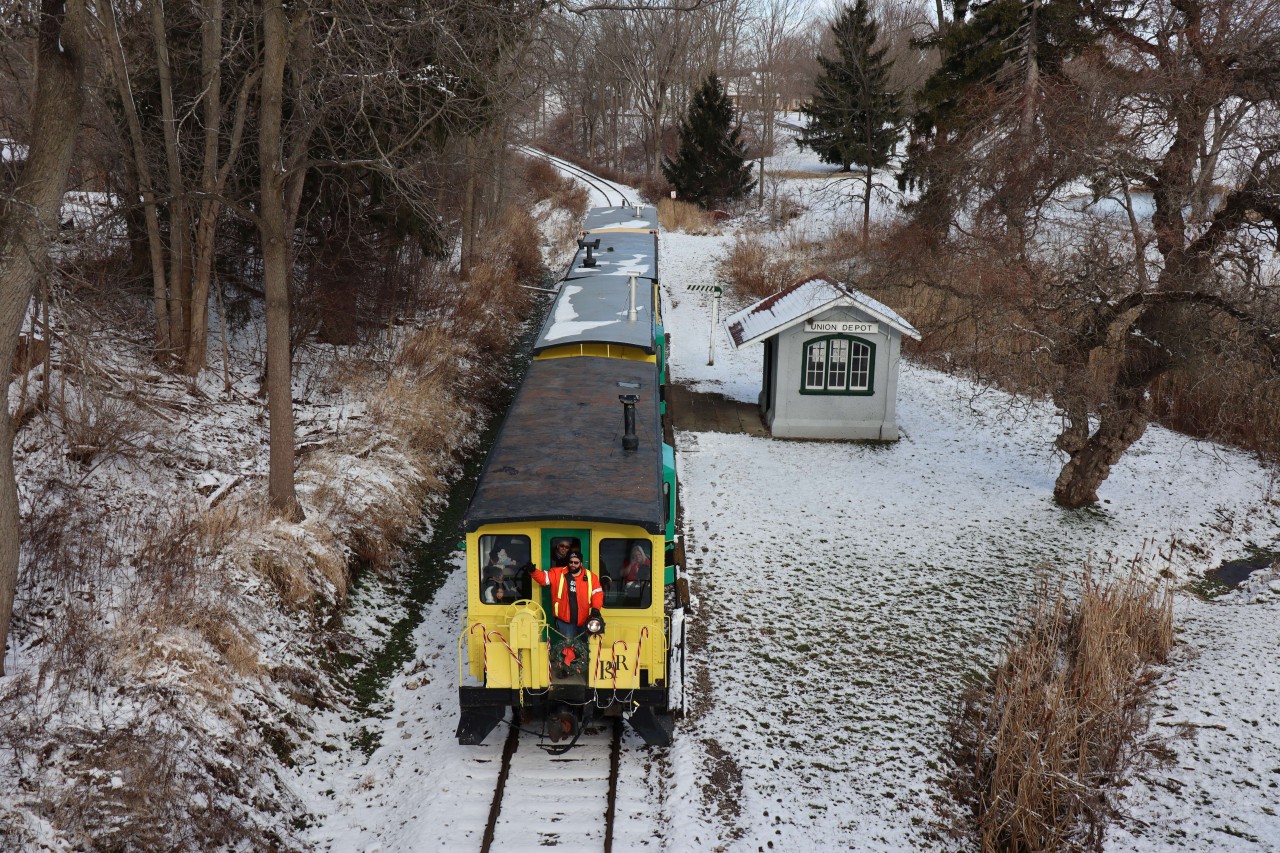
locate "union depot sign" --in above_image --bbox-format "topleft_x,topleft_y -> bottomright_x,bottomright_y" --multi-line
805,319 -> 879,335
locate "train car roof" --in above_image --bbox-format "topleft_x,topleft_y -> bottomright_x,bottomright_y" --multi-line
533,278 -> 658,354
462,357 -> 664,533
582,205 -> 659,232
564,230 -> 657,283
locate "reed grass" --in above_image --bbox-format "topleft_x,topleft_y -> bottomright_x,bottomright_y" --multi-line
657,198 -> 717,234
942,564 -> 1174,852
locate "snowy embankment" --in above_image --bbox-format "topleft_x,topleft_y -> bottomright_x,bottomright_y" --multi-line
293,155 -> 1279,853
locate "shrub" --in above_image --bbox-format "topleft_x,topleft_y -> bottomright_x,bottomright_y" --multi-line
522,156 -> 588,220
522,156 -> 563,197
493,204 -> 545,290
59,385 -> 146,465
850,224 -> 1066,397
716,231 -> 813,302
635,173 -> 673,205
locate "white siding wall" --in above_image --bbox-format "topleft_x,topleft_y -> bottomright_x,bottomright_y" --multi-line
765,306 -> 903,440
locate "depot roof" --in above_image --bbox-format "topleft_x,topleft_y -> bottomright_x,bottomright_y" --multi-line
723,275 -> 921,350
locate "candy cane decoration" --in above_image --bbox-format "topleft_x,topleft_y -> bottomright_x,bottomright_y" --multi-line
486,630 -> 524,689
635,626 -> 649,685
469,622 -> 489,679
610,639 -> 629,691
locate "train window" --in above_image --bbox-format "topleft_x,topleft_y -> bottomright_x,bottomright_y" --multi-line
478,535 -> 530,605
598,539 -> 652,609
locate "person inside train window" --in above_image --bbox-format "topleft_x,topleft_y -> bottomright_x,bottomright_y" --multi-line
481,565 -> 511,605
599,538 -> 652,608
550,537 -> 580,567
499,537 -> 527,568
479,534 -> 529,600
525,552 -> 603,641
621,542 -> 651,583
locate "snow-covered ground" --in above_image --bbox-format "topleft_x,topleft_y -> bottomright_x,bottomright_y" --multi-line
294,157 -> 1280,852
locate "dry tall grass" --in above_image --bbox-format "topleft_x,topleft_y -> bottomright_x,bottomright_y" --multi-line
3,189 -> 558,849
941,565 -> 1175,852
657,198 -> 717,234
716,228 -> 828,303
297,203 -> 541,579
4,496 -> 297,851
522,157 -> 588,221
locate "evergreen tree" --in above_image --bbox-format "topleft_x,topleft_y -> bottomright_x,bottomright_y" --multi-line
800,1 -> 902,174
899,0 -> 1095,233
661,74 -> 756,208
912,0 -> 1092,138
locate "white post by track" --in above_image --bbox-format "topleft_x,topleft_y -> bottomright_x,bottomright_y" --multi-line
685,284 -> 724,366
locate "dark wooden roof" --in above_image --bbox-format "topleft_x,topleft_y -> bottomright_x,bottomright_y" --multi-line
462,357 -> 664,533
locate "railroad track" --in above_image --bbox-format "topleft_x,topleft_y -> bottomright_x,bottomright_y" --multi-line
516,146 -> 633,209
479,717 -> 623,853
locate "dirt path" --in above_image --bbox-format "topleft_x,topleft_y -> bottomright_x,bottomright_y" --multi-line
667,383 -> 768,437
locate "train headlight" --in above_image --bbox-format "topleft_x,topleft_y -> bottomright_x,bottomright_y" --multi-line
585,609 -> 606,635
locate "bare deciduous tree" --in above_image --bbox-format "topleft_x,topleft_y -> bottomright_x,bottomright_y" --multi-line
0,0 -> 89,673
748,0 -> 811,203
901,0 -> 1280,507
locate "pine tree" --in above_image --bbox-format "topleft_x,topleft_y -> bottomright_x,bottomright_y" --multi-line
661,74 -> 756,209
800,0 -> 903,237
912,0 -> 1092,138
900,0 -> 1095,233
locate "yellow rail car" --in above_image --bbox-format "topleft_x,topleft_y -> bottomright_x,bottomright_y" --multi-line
456,356 -> 678,748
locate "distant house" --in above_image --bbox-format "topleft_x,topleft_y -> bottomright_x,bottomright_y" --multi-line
723,275 -> 920,440
723,73 -> 808,116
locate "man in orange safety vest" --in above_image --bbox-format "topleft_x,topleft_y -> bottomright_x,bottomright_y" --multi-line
526,551 -> 603,641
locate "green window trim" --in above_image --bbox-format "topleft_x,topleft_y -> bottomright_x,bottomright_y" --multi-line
799,334 -> 875,396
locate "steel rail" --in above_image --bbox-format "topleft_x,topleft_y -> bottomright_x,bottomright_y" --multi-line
516,146 -> 633,209
478,718 -> 622,853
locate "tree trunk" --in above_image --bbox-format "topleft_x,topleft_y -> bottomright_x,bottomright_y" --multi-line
1053,400 -> 1150,507
185,0 -> 226,376
461,135 -> 476,280
0,0 -> 87,675
100,0 -> 172,357
259,0 -> 303,522
187,209 -> 217,375
149,0 -> 192,357
863,165 -> 872,240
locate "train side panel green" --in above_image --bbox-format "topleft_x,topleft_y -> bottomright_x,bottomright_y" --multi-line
662,442 -> 676,583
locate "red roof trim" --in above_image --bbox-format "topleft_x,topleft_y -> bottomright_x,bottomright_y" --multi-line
748,274 -> 834,316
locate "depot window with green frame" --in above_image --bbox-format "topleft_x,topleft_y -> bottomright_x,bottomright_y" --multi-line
801,335 -> 874,395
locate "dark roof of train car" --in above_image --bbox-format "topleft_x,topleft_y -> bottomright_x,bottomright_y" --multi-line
564,231 -> 657,283
462,357 -> 664,533
532,278 -> 658,354
582,205 -> 659,232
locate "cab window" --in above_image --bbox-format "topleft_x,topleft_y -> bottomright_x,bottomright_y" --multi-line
598,538 -> 652,608
478,534 -> 530,605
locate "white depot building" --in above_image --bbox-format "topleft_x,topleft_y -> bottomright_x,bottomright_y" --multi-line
723,275 -> 920,441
